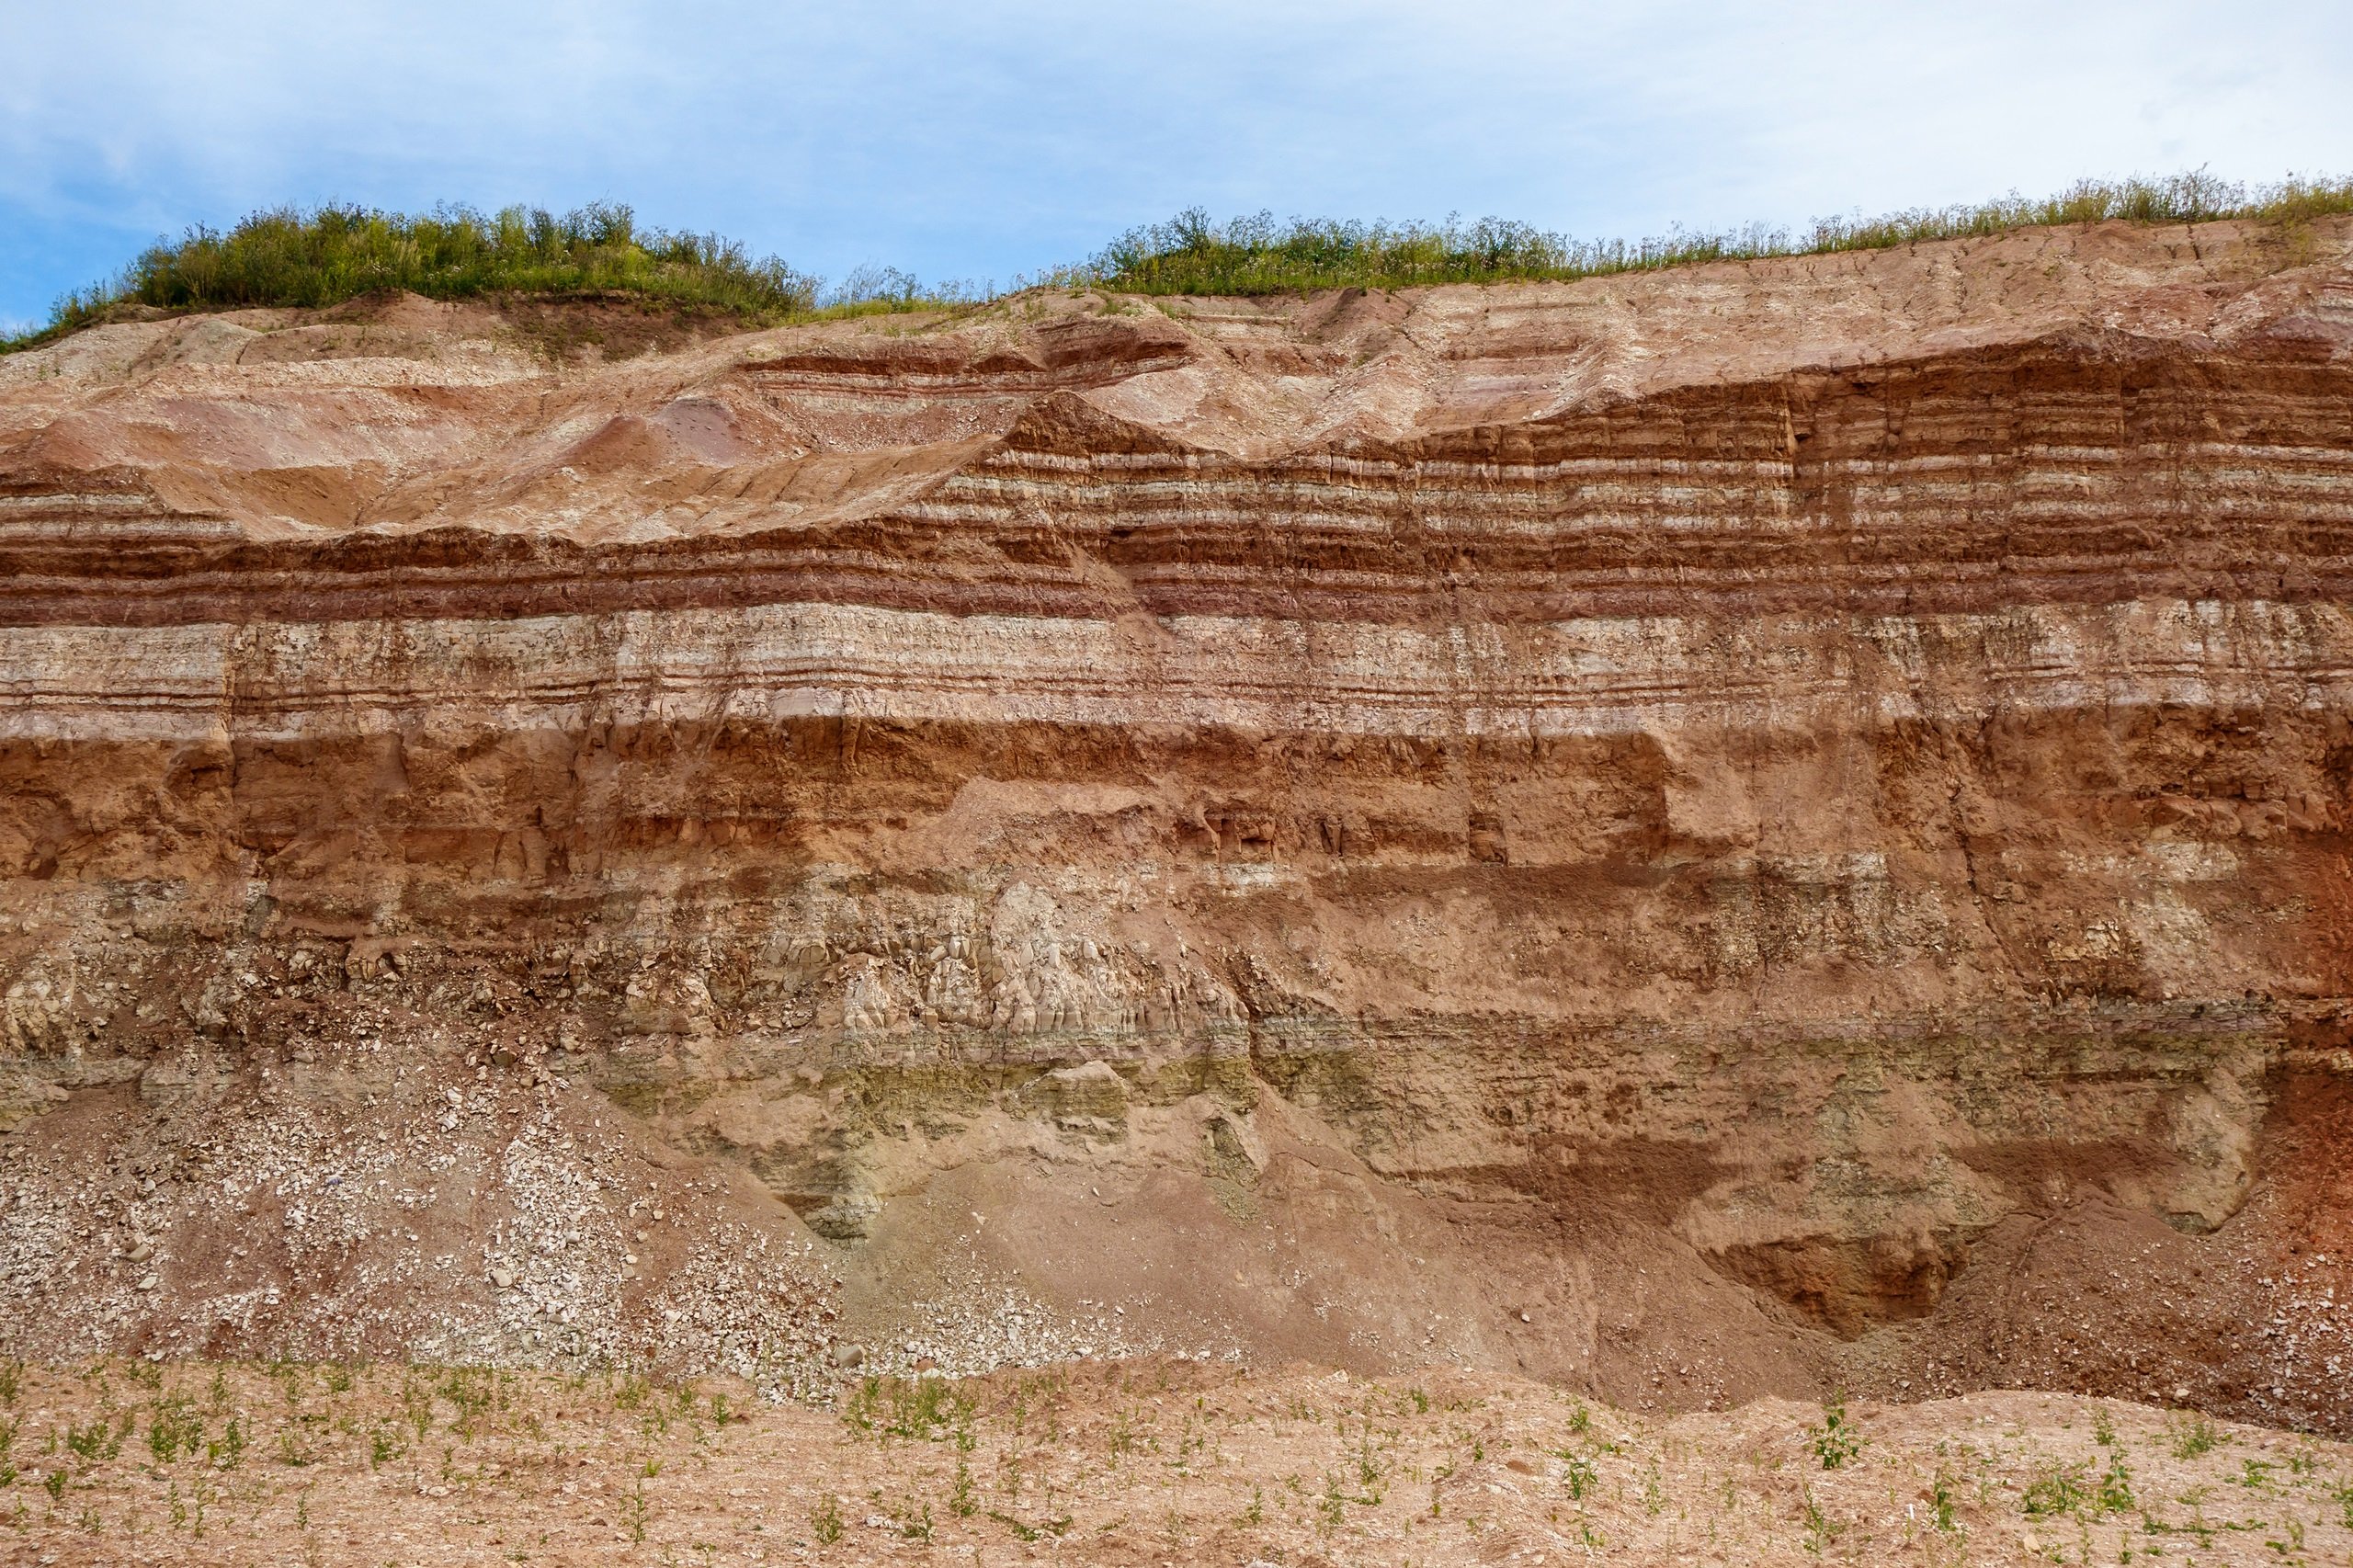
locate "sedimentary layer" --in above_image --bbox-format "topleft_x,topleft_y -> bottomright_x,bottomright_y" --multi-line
3,216 -> 2352,1425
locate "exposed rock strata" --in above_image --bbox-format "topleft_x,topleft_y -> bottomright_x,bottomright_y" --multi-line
3,219 -> 2352,1423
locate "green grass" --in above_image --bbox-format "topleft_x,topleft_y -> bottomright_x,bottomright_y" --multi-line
1084,170 -> 2353,296
0,201 -> 980,353
6,171 -> 2349,354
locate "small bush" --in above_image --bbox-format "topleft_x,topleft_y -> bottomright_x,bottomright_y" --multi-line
624,1473 -> 650,1544
2024,1462 -> 2089,1517
1807,1392 -> 1863,1470
368,1425 -> 402,1469
1086,172 -> 2353,297
1801,1485 -> 1839,1552
842,1375 -> 972,1443
2,202 -> 986,353
437,1369 -> 494,1437
2167,1411 -> 2220,1460
145,1397 -> 204,1464
62,1419 -> 121,1463
949,1459 -> 976,1517
2097,1449 -> 2135,1514
1929,1471 -> 1959,1533
205,1415 -> 244,1470
1316,1472 -> 1346,1532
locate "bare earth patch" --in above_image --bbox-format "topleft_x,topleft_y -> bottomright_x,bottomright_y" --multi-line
0,1358 -> 2345,1565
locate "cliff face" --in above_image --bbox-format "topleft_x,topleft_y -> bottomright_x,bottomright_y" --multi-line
4,218 -> 2353,1418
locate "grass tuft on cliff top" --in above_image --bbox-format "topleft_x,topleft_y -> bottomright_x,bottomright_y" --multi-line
6,171 -> 2351,353
1086,171 -> 2353,296
0,201 -> 984,353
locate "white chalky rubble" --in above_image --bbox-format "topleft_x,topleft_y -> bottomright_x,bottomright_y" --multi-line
857,1258 -> 1242,1381
0,1032 -> 837,1398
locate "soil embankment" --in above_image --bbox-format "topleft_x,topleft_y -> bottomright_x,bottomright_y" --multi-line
4,218 -> 2353,1441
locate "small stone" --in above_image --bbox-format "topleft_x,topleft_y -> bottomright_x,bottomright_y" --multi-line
127,1241 -> 153,1264
137,1273 -> 159,1291
490,1267 -> 516,1290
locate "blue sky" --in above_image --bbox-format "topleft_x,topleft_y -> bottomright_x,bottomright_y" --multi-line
6,0 -> 2351,332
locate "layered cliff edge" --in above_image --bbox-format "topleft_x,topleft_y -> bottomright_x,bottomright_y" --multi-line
4,216 -> 2352,1426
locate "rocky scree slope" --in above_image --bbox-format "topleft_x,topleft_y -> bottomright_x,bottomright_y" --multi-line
4,218 -> 2353,1424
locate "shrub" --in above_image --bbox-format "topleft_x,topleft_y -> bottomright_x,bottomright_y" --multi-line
1807,1392 -> 1863,1470
1084,172 -> 2353,296
2024,1462 -> 2089,1517
11,171 -> 2348,356
2167,1411 -> 2220,1460
145,1397 -> 204,1464
2097,1449 -> 2135,1514
1,202 -> 985,352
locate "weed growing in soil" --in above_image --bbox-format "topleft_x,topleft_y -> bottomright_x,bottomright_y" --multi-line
144,1395 -> 202,1463
2098,1448 -> 2136,1513
0,1358 -> 2337,1561
2168,1411 -> 2222,1460
1800,1484 -> 1840,1553
950,1458 -> 977,1517
2024,1462 -> 2089,1517
1929,1470 -> 1960,1533
1807,1392 -> 1863,1470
